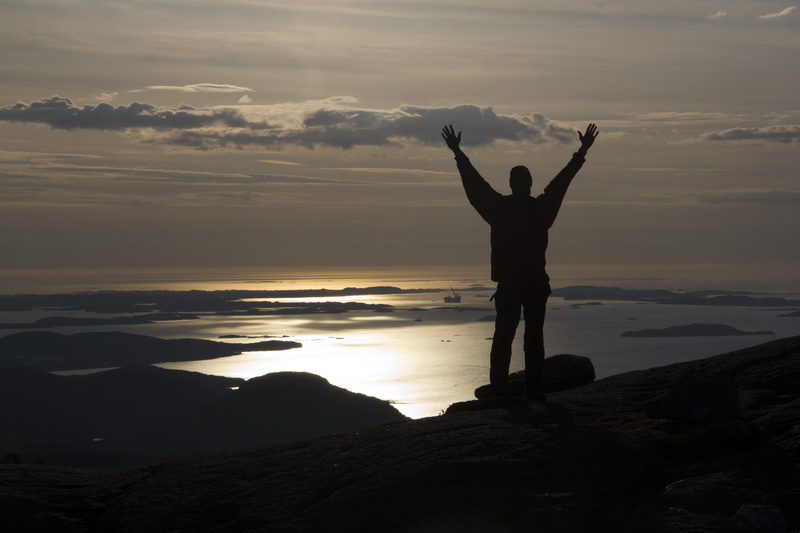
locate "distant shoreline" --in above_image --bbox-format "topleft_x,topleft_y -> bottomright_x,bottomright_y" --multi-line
1,264 -> 798,295
1,285 -> 798,333
552,286 -> 800,307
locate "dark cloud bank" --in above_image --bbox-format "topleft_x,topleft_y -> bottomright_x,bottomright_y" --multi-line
1,96 -> 576,150
0,96 -> 257,131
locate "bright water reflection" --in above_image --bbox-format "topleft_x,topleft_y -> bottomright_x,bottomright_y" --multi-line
158,318 -> 497,419
156,296 -> 800,419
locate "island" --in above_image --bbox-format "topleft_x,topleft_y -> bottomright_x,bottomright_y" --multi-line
0,312 -> 199,329
621,323 -> 775,338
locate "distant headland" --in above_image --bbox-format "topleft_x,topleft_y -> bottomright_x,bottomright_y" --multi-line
621,323 -> 775,338
552,286 -> 800,307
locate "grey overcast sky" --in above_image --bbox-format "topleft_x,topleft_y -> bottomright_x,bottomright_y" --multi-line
1,0 -> 798,280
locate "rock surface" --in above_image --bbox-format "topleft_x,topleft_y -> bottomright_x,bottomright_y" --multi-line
644,373 -> 740,422
2,336 -> 800,532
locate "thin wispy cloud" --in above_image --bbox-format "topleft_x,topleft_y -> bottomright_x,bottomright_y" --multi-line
708,11 -> 727,19
697,189 -> 800,205
259,159 -> 305,166
703,125 -> 800,143
131,83 -> 254,93
0,159 -> 355,208
328,167 -> 453,176
0,96 -> 577,150
758,6 -> 796,18
632,111 -> 732,123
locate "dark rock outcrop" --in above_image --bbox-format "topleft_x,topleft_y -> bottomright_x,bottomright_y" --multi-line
474,353 -> 596,398
735,504 -> 791,533
1,336 -> 799,532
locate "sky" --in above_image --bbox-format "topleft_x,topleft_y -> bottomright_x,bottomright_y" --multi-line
1,0 -> 798,283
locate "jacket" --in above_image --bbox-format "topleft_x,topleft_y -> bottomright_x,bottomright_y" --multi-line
455,151 -> 585,289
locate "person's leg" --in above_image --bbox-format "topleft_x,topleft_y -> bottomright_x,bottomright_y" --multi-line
490,285 -> 521,396
522,293 -> 548,400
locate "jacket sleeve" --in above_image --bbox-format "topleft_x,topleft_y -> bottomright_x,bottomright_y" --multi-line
538,152 -> 586,228
454,152 -> 503,224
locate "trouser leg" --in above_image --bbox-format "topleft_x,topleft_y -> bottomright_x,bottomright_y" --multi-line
490,287 -> 521,396
522,294 -> 548,395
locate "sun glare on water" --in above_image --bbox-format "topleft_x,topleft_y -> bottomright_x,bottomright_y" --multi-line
158,331 -> 437,418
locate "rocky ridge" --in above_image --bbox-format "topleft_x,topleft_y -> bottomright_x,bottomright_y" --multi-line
2,336 -> 800,532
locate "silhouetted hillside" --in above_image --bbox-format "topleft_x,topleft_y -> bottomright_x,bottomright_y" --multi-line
146,372 -> 408,455
0,365 -> 243,466
0,367 -> 405,467
0,331 -> 301,370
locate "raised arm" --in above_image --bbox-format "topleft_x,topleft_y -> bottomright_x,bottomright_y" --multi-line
540,123 -> 599,227
442,125 -> 502,222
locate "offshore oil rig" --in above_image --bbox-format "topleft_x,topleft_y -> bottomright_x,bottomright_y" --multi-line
443,287 -> 462,303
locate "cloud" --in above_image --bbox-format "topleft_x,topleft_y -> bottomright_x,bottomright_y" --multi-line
708,11 -> 727,19
159,103 -> 575,150
1,96 -> 578,150
94,92 -> 119,102
697,189 -> 800,205
631,111 -> 732,123
758,6 -> 796,19
132,83 -> 254,93
259,159 -> 305,166
238,94 -> 253,104
702,125 -> 800,143
395,105 -> 576,145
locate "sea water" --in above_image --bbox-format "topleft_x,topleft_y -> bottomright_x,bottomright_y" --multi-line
2,265 -> 799,418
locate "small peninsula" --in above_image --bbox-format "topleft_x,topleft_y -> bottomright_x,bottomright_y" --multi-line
0,331 -> 301,371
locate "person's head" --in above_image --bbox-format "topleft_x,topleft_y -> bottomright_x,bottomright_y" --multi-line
509,166 -> 532,196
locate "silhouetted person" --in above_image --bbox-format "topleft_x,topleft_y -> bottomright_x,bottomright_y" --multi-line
442,122 -> 598,402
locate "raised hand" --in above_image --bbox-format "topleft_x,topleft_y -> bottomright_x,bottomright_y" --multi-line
578,123 -> 598,152
441,124 -> 462,152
